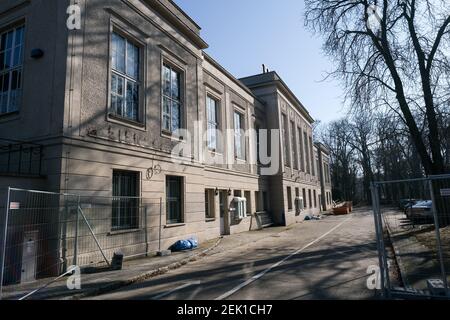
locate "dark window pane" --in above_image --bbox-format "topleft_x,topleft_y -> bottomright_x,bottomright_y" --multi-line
13,45 -> 22,67
126,81 -> 138,121
163,65 -> 171,96
111,33 -> 125,73
166,176 -> 183,224
126,41 -> 139,79
112,171 -> 139,230
171,101 -> 180,132
0,52 -> 4,72
171,69 -> 180,99
15,27 -> 24,46
4,50 -> 11,70
0,33 -> 6,51
2,72 -> 9,92
117,76 -> 123,95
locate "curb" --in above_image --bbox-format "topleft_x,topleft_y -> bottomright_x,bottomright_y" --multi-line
383,215 -> 409,289
67,237 -> 223,300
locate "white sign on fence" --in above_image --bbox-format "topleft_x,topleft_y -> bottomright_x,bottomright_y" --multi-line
9,202 -> 20,210
441,189 -> 450,197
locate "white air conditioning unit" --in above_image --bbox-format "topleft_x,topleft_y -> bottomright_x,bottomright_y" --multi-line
233,197 -> 247,220
295,197 -> 304,213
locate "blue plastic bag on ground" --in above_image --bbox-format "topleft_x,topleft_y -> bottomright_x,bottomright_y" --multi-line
170,237 -> 199,252
171,239 -> 192,252
188,238 -> 198,249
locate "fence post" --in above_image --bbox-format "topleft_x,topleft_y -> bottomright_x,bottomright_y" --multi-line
428,179 -> 449,296
371,183 -> 387,298
144,205 -> 149,257
0,187 -> 11,300
73,195 -> 80,267
158,197 -> 162,253
78,206 -> 110,267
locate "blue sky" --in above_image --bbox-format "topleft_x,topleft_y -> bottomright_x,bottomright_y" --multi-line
174,0 -> 348,124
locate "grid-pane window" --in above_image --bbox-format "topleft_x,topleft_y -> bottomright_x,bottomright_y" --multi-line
310,137 -> 315,176
207,96 -> 219,151
166,176 -> 183,224
298,127 -> 304,172
234,111 -> 245,160
304,132 -> 310,174
112,171 -> 139,230
162,64 -> 182,133
110,32 -> 140,122
291,121 -> 298,169
0,25 -> 24,115
282,115 -> 289,166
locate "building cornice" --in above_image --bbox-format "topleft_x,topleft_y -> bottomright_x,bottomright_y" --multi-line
145,0 -> 208,49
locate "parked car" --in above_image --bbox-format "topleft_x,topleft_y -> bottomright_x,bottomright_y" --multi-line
399,199 -> 420,210
408,200 -> 433,222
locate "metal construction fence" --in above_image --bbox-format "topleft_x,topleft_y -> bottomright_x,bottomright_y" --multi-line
0,188 -> 166,300
371,174 -> 450,299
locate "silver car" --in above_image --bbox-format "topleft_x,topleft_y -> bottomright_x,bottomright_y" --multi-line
409,200 -> 433,222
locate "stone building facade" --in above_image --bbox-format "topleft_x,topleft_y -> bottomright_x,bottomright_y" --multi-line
0,0 -> 332,264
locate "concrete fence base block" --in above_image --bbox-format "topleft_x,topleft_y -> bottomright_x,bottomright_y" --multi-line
156,250 -> 172,257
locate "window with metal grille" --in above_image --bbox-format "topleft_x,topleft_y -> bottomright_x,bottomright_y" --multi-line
162,64 -> 183,133
110,32 -> 140,122
112,170 -> 139,230
0,25 -> 24,115
166,176 -> 183,224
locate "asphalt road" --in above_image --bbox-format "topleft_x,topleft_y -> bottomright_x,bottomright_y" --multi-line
88,208 -> 380,300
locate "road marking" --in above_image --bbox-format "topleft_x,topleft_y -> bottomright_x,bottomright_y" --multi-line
215,217 -> 352,300
151,281 -> 201,300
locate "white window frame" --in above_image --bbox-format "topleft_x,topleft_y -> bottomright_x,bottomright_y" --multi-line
109,30 -> 142,123
0,24 -> 25,115
282,114 -> 289,167
234,109 -> 246,160
206,95 -> 220,151
291,121 -> 298,170
162,62 -> 184,135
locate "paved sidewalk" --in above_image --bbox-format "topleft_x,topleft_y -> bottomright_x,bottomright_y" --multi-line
1,224 -> 300,300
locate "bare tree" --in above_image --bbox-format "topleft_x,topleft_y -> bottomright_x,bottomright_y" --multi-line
348,112 -> 376,203
305,0 -> 450,174
321,119 -> 359,202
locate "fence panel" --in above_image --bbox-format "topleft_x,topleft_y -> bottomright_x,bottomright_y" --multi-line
0,188 -> 161,300
372,175 -> 450,298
